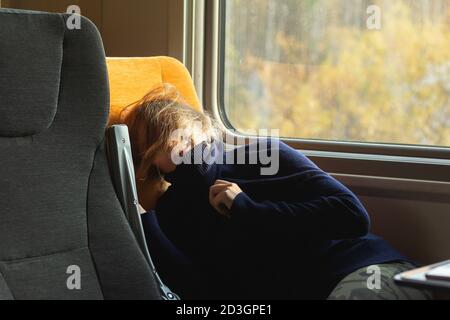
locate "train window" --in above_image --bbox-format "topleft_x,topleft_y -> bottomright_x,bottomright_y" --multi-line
221,0 -> 450,148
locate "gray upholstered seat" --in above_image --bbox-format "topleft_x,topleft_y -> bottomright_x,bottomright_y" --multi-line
0,8 -> 161,300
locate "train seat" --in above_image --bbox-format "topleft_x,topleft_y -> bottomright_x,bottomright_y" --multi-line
0,8 -> 161,300
106,56 -> 202,210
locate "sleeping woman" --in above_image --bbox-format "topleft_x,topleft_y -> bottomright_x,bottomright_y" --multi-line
122,84 -> 430,300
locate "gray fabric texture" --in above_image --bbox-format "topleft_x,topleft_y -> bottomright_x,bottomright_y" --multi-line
0,272 -> 13,300
0,8 -> 161,300
0,9 -> 63,137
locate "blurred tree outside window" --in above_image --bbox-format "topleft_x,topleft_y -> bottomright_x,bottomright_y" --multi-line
223,0 -> 450,147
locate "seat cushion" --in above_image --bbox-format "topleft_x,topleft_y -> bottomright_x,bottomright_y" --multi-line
0,8 -> 161,300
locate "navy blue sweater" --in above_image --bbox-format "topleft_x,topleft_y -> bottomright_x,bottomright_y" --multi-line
141,139 -> 409,299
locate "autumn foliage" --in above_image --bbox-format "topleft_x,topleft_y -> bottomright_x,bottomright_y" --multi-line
224,0 -> 450,147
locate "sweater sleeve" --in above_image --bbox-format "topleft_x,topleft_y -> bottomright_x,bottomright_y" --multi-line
230,171 -> 370,240
141,211 -> 191,266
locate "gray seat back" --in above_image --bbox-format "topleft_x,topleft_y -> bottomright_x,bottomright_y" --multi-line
0,8 -> 161,300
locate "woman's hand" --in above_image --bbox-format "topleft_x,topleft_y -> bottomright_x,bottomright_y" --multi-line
209,180 -> 243,218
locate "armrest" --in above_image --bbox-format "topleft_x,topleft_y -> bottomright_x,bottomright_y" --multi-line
106,125 -> 179,300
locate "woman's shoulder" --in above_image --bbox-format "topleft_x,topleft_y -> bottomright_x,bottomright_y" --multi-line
221,138 -> 320,178
245,138 -> 319,167
237,138 -> 303,154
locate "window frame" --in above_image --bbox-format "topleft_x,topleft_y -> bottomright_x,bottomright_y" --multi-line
198,0 -> 450,182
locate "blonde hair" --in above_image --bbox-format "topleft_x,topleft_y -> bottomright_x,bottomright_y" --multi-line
121,84 -> 221,188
